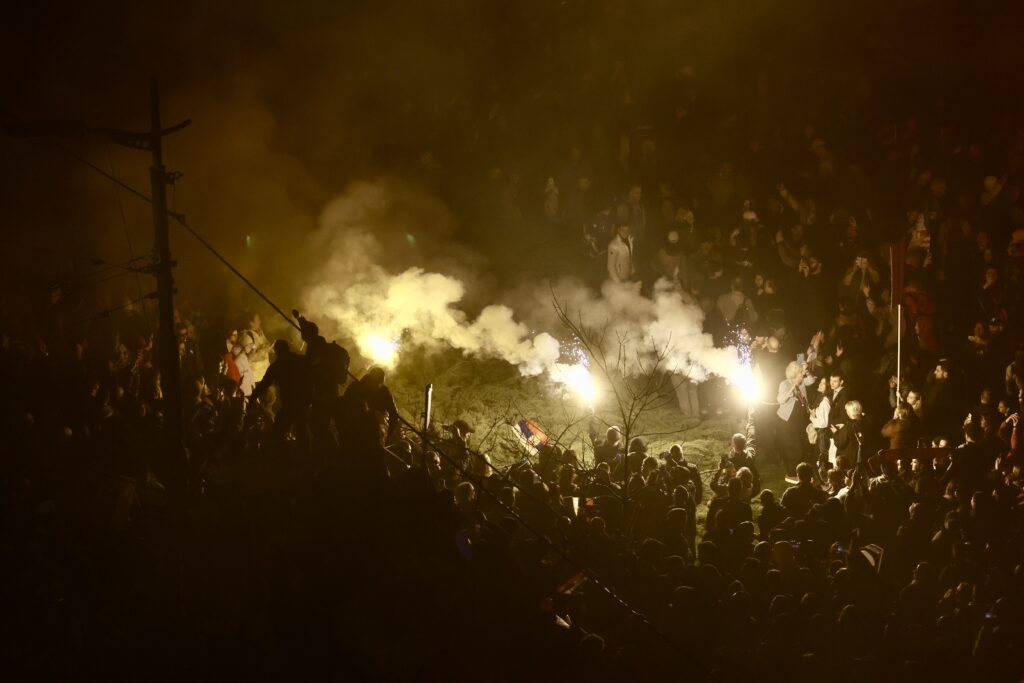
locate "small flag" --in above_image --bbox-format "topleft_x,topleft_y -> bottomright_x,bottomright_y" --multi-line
511,419 -> 550,456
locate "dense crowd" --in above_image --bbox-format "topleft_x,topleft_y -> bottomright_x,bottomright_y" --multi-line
5,14 -> 1024,681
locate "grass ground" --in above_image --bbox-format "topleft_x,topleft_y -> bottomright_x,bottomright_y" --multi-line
379,349 -> 788,527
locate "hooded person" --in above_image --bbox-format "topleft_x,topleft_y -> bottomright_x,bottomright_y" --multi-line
340,366 -> 400,449
293,310 -> 351,454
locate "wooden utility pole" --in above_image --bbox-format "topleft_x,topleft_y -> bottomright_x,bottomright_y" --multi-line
5,82 -> 192,612
4,84 -> 191,496
148,79 -> 186,471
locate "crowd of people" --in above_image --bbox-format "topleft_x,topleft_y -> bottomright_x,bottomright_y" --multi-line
5,7 -> 1024,679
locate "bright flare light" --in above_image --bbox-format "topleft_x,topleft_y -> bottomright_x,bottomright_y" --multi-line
363,334 -> 399,368
553,363 -> 598,408
730,363 -> 761,404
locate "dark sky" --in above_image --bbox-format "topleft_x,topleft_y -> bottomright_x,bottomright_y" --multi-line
1,0 -> 1019,317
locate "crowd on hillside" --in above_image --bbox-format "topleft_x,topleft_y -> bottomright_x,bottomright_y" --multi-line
5,11 -> 1024,679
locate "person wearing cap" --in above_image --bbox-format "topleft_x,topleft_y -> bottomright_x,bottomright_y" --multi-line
451,419 -> 474,440
654,228 -> 688,289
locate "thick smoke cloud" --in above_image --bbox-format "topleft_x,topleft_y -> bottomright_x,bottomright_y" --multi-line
549,278 -> 741,381
301,181 -> 741,391
301,181 -> 562,376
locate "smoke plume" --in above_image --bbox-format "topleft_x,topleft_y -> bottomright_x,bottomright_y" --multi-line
301,181 -> 742,395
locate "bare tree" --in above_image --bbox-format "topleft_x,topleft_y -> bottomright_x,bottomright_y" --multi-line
553,293 -> 698,538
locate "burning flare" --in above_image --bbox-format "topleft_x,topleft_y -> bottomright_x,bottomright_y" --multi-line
729,362 -> 761,404
551,363 -> 598,408
362,334 -> 399,368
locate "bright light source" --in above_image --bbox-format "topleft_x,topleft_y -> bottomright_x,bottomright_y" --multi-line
363,334 -> 399,368
730,363 -> 761,404
552,363 -> 597,408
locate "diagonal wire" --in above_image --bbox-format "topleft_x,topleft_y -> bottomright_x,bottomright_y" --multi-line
40,138 -> 300,330
105,139 -> 152,327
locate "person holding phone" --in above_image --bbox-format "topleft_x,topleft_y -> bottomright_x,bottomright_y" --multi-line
777,360 -> 816,477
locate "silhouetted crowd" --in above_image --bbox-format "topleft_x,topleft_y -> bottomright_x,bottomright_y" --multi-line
5,29 -> 1024,683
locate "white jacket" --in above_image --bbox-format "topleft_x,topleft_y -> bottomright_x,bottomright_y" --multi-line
776,375 -> 815,421
607,235 -> 635,283
809,395 -> 831,429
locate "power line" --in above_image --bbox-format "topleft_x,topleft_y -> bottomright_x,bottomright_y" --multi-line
41,137 -> 300,332
105,139 -> 152,327
76,290 -> 158,325
62,266 -> 144,293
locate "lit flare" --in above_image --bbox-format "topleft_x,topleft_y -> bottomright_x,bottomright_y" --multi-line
552,363 -> 597,408
730,362 -> 761,404
363,334 -> 399,368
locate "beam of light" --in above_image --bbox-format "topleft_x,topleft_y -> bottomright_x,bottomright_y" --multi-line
362,334 -> 399,368
552,363 -> 598,409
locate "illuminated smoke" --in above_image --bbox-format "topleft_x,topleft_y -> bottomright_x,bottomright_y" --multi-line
363,334 -> 399,368
543,278 -> 743,381
550,362 -> 598,408
306,265 -> 561,375
301,182 -> 744,404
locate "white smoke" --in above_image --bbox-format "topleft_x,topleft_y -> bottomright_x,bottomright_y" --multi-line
300,182 -> 743,397
544,277 -> 741,381
306,264 -> 561,376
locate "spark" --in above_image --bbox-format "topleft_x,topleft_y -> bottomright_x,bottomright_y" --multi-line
728,334 -> 762,405
566,335 -> 589,366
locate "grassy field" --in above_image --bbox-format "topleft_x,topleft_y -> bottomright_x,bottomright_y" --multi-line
378,349 -> 787,526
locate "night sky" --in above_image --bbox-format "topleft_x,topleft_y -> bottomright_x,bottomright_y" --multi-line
2,0 -> 1019,314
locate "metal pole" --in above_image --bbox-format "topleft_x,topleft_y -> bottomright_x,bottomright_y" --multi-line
149,79 -> 186,478
423,383 -> 433,435
622,427 -> 629,541
896,304 -> 902,400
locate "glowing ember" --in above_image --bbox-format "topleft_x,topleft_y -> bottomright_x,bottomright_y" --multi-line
552,363 -> 598,408
362,334 -> 399,367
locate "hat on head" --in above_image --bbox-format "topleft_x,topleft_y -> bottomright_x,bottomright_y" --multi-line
451,419 -> 475,434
